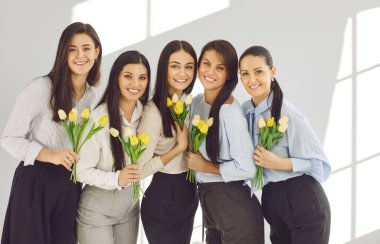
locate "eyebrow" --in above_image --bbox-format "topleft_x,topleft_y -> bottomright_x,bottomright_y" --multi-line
169,61 -> 194,65
202,58 -> 225,66
69,44 -> 93,47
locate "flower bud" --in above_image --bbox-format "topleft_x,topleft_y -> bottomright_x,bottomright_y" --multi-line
58,109 -> 67,120
206,117 -> 214,127
167,97 -> 173,107
279,116 -> 289,126
192,114 -> 200,126
174,101 -> 184,115
185,94 -> 192,105
258,118 -> 266,128
109,127 -> 119,137
98,115 -> 108,127
266,117 -> 275,127
124,127 -> 133,137
278,124 -> 288,133
171,93 -> 179,103
81,108 -> 90,119
130,136 -> 139,146
68,108 -> 78,122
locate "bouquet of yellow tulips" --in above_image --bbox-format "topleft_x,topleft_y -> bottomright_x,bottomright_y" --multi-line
110,127 -> 150,202
253,116 -> 289,189
167,93 -> 192,129
58,108 -> 108,183
187,114 -> 214,183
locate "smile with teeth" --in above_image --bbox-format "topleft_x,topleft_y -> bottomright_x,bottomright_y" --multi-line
175,79 -> 187,83
249,84 -> 260,90
75,61 -> 88,65
128,88 -> 139,94
204,76 -> 215,82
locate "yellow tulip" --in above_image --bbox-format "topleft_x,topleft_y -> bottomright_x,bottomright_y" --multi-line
279,116 -> 289,126
199,123 -> 209,134
58,109 -> 67,120
192,114 -> 200,126
98,115 -> 108,127
278,124 -> 288,133
138,132 -> 151,145
130,136 -> 139,146
68,108 -> 78,122
197,120 -> 206,130
258,118 -> 266,128
185,94 -> 192,105
81,108 -> 90,119
206,117 -> 214,127
109,127 -> 119,137
172,93 -> 179,103
167,97 -> 173,107
174,101 -> 184,115
267,117 -> 275,127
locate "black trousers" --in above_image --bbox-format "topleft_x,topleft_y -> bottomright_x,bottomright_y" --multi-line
262,174 -> 331,244
1,161 -> 82,244
198,181 -> 264,244
141,172 -> 198,244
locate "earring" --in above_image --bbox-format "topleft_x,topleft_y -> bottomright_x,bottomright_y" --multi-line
271,78 -> 274,81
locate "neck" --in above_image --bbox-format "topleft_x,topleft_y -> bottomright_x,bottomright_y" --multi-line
204,87 -> 222,105
119,99 -> 137,123
72,77 -> 87,101
168,87 -> 182,98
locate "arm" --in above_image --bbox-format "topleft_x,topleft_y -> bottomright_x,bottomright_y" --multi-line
137,103 -> 188,179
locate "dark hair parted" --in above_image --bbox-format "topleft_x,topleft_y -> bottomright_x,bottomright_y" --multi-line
98,51 -> 151,171
152,40 -> 197,138
239,46 -> 283,122
200,40 -> 238,163
49,22 -> 102,122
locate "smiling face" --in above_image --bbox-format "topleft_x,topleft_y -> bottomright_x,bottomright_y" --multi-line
198,50 -> 228,94
239,55 -> 276,105
167,50 -> 195,96
67,33 -> 100,81
118,63 -> 148,103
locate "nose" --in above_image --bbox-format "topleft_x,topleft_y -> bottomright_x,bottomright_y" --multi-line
132,78 -> 140,86
77,49 -> 84,58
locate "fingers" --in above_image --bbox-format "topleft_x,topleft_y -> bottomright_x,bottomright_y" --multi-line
68,151 -> 80,161
61,160 -> 72,171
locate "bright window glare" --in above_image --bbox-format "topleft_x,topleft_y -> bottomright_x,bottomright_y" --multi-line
149,0 -> 229,36
356,155 -> 380,237
323,78 -> 352,170
336,18 -> 352,80
324,169 -> 352,244
72,0 -> 148,55
356,67 -> 380,161
357,7 -> 380,71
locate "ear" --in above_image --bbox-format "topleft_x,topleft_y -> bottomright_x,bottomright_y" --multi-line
271,66 -> 277,79
94,46 -> 100,59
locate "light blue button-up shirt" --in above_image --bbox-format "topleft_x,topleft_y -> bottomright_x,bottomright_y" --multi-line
190,94 -> 256,183
242,93 -> 331,190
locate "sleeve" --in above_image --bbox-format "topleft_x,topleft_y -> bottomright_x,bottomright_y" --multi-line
1,79 -> 45,166
76,116 -> 121,190
218,105 -> 256,182
287,111 -> 331,182
136,103 -> 165,179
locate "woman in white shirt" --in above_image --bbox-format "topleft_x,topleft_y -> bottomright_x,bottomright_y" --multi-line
137,40 -> 198,244
187,40 -> 264,244
76,51 -> 151,244
1,22 -> 102,244
239,45 -> 331,244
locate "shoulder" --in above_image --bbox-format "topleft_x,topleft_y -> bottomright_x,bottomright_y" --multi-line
22,76 -> 51,95
220,99 -> 244,119
241,99 -> 253,114
281,99 -> 310,126
141,100 -> 161,121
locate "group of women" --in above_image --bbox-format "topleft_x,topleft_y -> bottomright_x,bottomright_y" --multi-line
1,22 -> 331,244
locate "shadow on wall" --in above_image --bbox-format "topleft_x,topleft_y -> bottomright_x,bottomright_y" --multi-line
0,0 -> 380,243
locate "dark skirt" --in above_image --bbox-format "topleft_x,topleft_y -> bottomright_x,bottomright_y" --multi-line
262,174 -> 331,244
141,171 -> 198,244
1,161 -> 82,244
197,181 -> 264,244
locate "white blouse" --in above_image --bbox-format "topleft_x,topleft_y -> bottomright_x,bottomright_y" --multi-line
76,102 -> 143,190
1,76 -> 95,166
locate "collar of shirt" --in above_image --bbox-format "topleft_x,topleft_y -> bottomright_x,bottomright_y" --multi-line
243,92 -> 273,117
120,100 -> 143,127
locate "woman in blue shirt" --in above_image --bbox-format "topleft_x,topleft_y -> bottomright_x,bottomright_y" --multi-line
239,45 -> 331,244
187,40 -> 264,244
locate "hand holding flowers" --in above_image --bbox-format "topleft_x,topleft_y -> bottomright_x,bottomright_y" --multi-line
58,108 -> 108,183
186,115 -> 214,183
253,116 -> 288,189
167,93 -> 192,129
110,127 -> 150,202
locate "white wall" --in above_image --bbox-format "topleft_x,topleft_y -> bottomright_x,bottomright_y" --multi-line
1,0 -> 380,243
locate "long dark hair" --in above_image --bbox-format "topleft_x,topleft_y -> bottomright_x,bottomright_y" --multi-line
199,40 -> 238,163
152,40 -> 197,138
239,46 -> 283,122
98,51 -> 151,171
49,22 -> 102,122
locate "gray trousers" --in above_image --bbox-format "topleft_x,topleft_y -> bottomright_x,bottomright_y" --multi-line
77,185 -> 139,244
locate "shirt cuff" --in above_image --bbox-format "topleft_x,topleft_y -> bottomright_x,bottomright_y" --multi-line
24,141 -> 44,166
291,158 -> 312,173
114,170 -> 123,191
